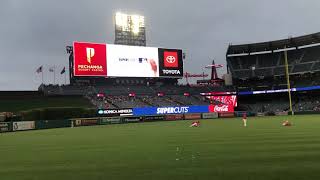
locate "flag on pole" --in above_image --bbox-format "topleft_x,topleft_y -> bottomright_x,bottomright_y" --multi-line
36,66 -> 43,73
60,67 -> 66,74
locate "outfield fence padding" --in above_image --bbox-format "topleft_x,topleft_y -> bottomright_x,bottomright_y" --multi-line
275,112 -> 289,116
0,122 -> 12,133
12,121 -> 35,131
79,119 -> 99,126
256,112 -> 265,117
201,113 -> 219,119
99,117 -> 122,125
143,115 -> 165,122
35,120 -> 71,129
123,117 -> 141,123
184,114 -> 202,120
165,114 -> 184,121
218,112 -> 235,118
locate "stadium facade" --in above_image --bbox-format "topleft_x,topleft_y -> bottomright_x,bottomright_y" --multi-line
227,32 -> 320,91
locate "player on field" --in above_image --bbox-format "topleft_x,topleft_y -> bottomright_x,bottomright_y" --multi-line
190,120 -> 200,127
282,120 -> 292,126
242,112 -> 247,127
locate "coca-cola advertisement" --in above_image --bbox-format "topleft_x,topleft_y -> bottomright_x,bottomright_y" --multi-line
209,104 -> 234,113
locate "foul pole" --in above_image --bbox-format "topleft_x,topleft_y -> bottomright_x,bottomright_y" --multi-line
284,46 -> 294,115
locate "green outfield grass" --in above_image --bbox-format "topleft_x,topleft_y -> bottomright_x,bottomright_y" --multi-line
1,115 -> 320,180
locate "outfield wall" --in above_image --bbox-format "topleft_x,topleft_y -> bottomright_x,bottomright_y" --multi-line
0,112 -> 220,133
0,122 -> 12,133
6,109 -> 320,133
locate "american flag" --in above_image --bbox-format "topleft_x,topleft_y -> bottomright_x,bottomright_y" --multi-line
60,67 -> 66,74
36,66 -> 43,73
49,67 -> 54,72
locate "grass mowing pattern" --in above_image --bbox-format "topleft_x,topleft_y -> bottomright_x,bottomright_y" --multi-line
1,115 -> 320,180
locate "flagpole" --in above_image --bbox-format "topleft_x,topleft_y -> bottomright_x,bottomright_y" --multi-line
41,70 -> 44,84
64,71 -> 67,85
53,65 -> 56,85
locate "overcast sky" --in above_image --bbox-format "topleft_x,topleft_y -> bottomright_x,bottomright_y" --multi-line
1,0 -> 320,90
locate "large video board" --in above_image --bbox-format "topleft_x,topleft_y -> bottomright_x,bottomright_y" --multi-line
73,42 -> 183,78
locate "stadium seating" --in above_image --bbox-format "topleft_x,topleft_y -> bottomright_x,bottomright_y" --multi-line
312,62 -> 320,71
254,68 -> 273,77
257,53 -> 278,67
241,56 -> 257,69
169,95 -> 209,106
229,57 -> 242,70
273,66 -> 288,76
279,50 -> 302,65
106,96 -> 148,108
238,91 -> 320,113
300,46 -> 320,63
40,84 -> 226,109
292,63 -> 313,73
232,70 -> 252,79
227,33 -> 320,90
83,94 -> 211,109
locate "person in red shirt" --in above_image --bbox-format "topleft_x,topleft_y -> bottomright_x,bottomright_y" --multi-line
190,120 -> 200,127
242,112 -> 247,127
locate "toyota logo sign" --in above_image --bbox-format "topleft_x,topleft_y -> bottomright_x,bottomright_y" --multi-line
166,56 -> 176,64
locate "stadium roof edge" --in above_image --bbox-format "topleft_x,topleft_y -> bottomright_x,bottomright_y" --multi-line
227,32 -> 320,55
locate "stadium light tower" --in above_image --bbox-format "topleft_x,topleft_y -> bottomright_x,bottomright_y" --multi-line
114,12 -> 146,46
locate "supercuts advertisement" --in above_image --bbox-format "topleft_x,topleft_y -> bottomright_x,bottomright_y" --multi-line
133,105 -> 210,116
73,42 -> 183,78
133,105 -> 234,116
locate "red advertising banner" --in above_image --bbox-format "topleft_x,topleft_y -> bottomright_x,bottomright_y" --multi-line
211,95 -> 237,107
218,112 -> 235,118
73,42 -> 107,77
184,113 -> 201,120
163,51 -> 179,68
165,114 -> 184,121
81,119 -> 98,126
209,104 -> 234,113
